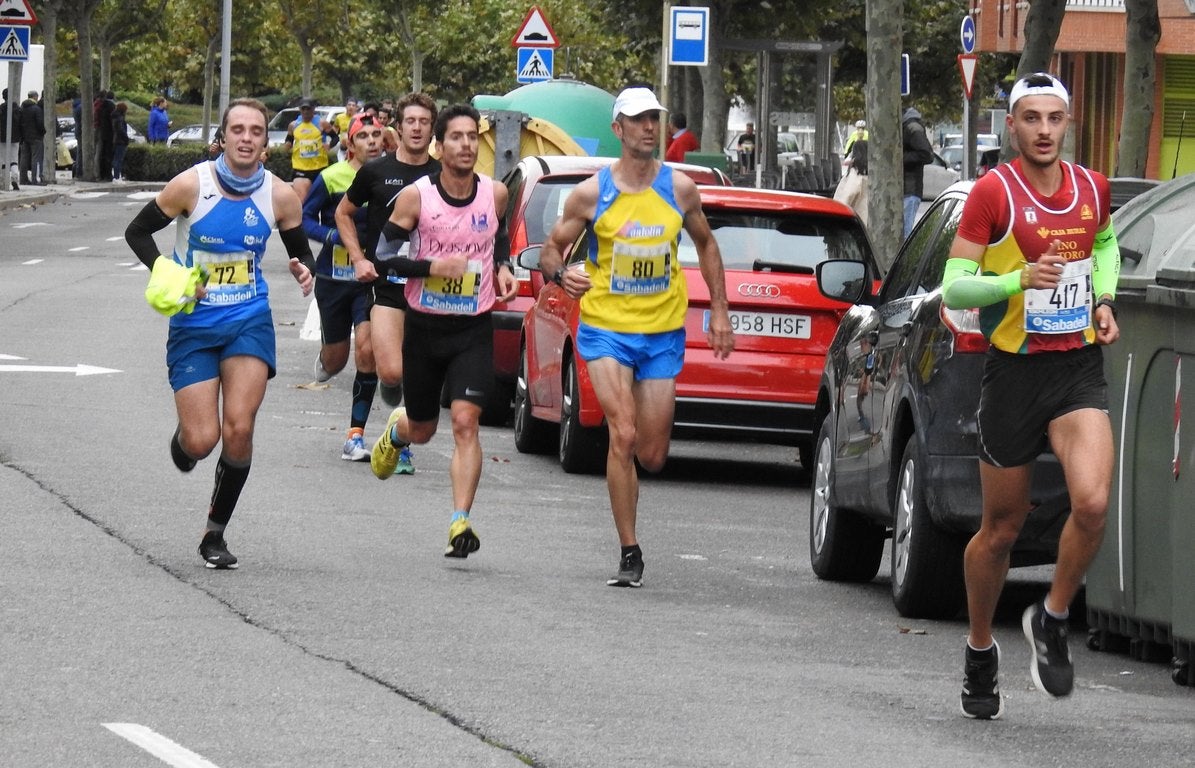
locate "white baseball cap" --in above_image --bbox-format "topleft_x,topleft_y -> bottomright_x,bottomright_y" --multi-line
612,87 -> 667,121
1008,73 -> 1070,111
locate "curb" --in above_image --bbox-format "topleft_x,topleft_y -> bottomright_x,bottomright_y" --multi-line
0,181 -> 167,212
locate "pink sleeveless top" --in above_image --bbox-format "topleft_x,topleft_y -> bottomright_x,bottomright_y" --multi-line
405,174 -> 498,316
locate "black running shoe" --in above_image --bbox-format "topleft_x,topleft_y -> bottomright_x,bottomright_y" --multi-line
1023,600 -> 1074,696
198,531 -> 238,569
960,641 -> 1003,719
606,550 -> 644,588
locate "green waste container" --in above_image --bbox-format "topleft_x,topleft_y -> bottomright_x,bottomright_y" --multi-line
1086,173 -> 1195,686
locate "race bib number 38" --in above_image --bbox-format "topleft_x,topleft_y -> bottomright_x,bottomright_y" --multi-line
610,242 -> 670,295
1024,259 -> 1091,334
419,261 -> 481,314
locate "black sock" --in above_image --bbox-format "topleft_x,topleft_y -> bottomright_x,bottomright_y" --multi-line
170,426 -> 197,472
351,371 -> 379,429
621,544 -> 642,560
208,456 -> 250,528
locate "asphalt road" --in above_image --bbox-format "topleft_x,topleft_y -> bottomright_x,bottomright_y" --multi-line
1,189 -> 1191,767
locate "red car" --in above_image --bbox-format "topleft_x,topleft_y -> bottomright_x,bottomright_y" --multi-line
481,155 -> 732,425
512,185 -> 875,473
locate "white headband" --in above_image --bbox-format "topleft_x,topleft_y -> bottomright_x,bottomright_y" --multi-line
1008,74 -> 1070,110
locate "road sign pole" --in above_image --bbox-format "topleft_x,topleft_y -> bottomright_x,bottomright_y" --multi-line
659,2 -> 670,159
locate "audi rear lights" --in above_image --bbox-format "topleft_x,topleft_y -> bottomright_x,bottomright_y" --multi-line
940,305 -> 988,353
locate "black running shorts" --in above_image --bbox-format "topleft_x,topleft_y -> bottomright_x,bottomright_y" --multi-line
977,344 -> 1108,467
401,310 -> 495,423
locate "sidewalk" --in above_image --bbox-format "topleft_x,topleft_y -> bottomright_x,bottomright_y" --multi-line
0,170 -> 165,211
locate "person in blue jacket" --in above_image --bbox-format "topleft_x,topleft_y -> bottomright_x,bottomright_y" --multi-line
148,97 -> 172,144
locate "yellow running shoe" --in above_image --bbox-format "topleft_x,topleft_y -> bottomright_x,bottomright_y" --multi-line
371,407 -> 405,479
445,516 -> 481,558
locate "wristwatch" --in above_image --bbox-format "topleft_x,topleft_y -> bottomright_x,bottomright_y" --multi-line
1095,297 -> 1118,319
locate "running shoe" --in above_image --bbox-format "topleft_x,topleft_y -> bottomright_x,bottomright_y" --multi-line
1023,600 -> 1074,696
606,550 -> 644,588
379,381 -> 403,406
314,353 -> 333,383
394,445 -> 415,475
960,641 -> 1003,719
198,531 -> 238,570
341,434 -> 370,462
444,516 -> 480,558
370,407 -> 405,479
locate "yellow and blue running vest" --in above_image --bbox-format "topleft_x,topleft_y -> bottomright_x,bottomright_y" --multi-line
290,119 -> 328,172
580,165 -> 687,334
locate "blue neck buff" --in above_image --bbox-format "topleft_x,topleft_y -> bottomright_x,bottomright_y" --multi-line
214,153 -> 265,195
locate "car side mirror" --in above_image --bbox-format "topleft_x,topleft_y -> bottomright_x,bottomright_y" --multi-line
816,260 -> 869,304
517,245 -> 542,271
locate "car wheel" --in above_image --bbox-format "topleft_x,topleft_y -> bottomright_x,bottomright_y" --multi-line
559,354 -> 608,475
809,415 -> 884,582
479,380 -> 513,427
513,345 -> 555,454
890,436 -> 966,619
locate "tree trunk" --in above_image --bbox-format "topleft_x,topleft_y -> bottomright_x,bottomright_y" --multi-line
203,36 -> 217,145
301,43 -> 314,98
411,52 -> 424,94
76,7 -> 97,181
1118,0 -> 1160,177
698,2 -> 727,156
99,45 -> 110,91
866,0 -> 903,270
41,10 -> 60,186
1016,0 -> 1066,78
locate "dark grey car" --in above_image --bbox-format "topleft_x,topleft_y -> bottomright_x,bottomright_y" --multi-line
808,181 -> 1070,619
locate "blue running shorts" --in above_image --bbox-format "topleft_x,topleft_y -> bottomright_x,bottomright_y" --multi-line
576,323 -> 684,381
166,310 -> 277,391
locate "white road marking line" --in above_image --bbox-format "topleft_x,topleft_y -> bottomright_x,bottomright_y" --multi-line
11,222 -> 48,228
106,236 -> 124,241
0,354 -> 27,360
69,246 -> 89,252
22,259 -> 44,265
69,192 -> 109,199
300,298 -> 322,341
0,363 -> 121,376
103,723 -> 221,768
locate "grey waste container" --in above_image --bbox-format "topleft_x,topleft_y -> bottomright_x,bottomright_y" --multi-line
1086,173 -> 1195,686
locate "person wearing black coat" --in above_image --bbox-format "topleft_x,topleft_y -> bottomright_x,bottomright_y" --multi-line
2,88 -> 23,189
17,91 -> 46,185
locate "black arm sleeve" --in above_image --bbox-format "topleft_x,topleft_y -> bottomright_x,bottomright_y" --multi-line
278,225 -> 316,274
124,200 -> 174,269
493,215 -> 511,271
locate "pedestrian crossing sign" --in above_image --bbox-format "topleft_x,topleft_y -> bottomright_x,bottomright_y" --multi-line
0,25 -> 30,61
516,47 -> 553,84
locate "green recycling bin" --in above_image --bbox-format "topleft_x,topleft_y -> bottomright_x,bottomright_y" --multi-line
1086,173 -> 1195,686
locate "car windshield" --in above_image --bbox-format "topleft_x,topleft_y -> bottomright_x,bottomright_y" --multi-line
680,212 -> 871,272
